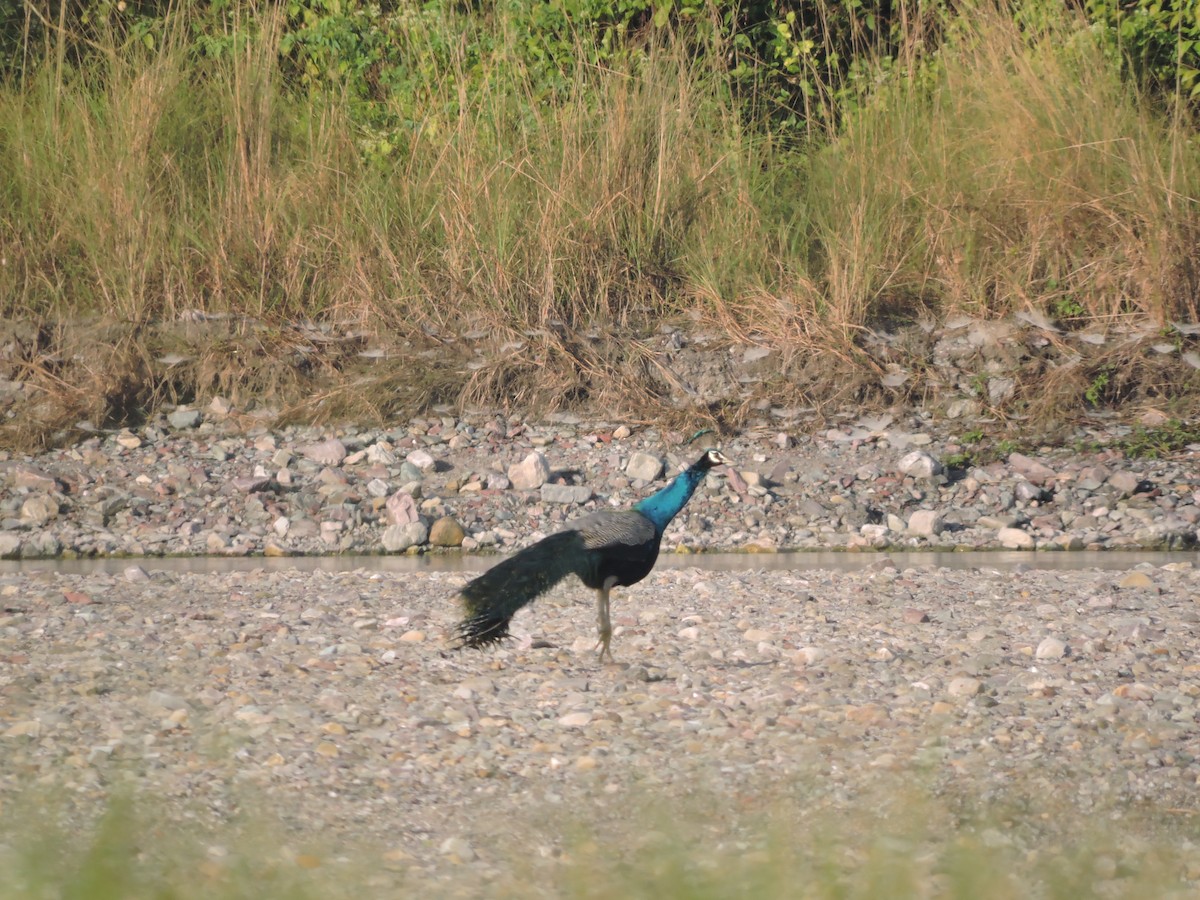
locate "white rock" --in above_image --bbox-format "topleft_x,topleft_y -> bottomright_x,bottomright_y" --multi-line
508,452 -> 551,490
381,521 -> 428,552
298,438 -> 347,467
896,450 -> 943,479
998,527 -> 1035,549
1035,637 -> 1068,660
406,449 -> 436,471
907,509 -> 945,536
625,452 -> 664,482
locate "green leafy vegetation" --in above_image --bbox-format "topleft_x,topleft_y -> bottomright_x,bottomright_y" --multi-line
1118,418 -> 1200,458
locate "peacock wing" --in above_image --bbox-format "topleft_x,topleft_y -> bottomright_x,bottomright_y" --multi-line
575,509 -> 657,557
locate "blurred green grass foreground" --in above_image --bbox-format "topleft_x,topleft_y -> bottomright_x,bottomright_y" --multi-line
2,777 -> 1198,899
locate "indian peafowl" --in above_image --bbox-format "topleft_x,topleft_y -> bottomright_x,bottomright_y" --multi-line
456,448 -> 731,661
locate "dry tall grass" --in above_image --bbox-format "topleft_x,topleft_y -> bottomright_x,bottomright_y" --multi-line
0,1 -> 1196,442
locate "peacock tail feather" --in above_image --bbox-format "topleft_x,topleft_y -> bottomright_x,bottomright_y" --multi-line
456,530 -> 590,647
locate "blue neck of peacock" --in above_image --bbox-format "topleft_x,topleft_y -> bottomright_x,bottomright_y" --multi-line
633,464 -> 709,534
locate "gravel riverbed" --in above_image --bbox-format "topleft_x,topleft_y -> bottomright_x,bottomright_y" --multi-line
3,559 -> 1200,892
2,412 -> 1200,893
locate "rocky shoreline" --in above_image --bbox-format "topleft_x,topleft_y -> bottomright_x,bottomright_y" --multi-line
2,411 -> 1200,892
0,406 -> 1197,562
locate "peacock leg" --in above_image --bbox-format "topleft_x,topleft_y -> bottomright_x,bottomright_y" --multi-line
594,578 -> 618,662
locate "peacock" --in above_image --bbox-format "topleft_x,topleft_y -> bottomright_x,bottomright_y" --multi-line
455,448 -> 731,661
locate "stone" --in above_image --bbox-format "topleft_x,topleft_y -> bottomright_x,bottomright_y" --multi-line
743,628 -> 773,642
298,439 -> 347,467
626,452 -> 664,482
1113,683 -> 1155,701
896,451 -> 943,479
208,396 -> 234,418
1008,453 -> 1056,486
381,521 -> 428,552
20,494 -> 59,525
612,425 -> 632,439
948,677 -> 983,697
1118,571 -> 1155,590
406,449 -> 436,471
167,408 -> 201,429
558,712 -> 593,728
902,608 -> 930,624
429,516 -> 466,547
907,509 -> 944,536
386,491 -> 420,526
1107,471 -> 1141,494
123,565 -> 150,583
998,527 -> 1035,549
541,483 -> 592,504
10,466 -> 60,492
987,376 -> 1016,405
232,475 -> 272,493
508,452 -> 551,490
1035,637 -> 1068,660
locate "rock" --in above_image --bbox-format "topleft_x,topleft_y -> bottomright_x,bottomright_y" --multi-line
1008,453 -> 1057,486
298,439 -> 347,467
381,521 -> 428,552
429,516 -> 466,547
1113,683 -> 1155,701
987,376 -> 1016,405
541,483 -> 592,505
0,532 -> 24,559
1035,637 -> 1068,660
406,449 -> 436,471
167,408 -> 201,429
743,628 -> 773,642
948,677 -> 983,697
20,494 -> 59,525
1014,482 -> 1044,503
123,565 -> 150,583
386,491 -> 420,526
907,509 -> 944,536
902,608 -> 930,624
626,452 -> 664,482
508,452 -> 551,490
1118,571 -> 1155,590
896,451 -> 942,479
1107,471 -> 1141,494
232,475 -> 272,493
208,396 -> 234,418
998,527 -> 1035,549
558,712 -> 592,728
10,465 -> 61,492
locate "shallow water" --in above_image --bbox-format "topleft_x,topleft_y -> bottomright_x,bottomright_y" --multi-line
1,548 -> 1195,576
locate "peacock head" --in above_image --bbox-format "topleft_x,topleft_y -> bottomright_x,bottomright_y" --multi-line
694,448 -> 732,470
